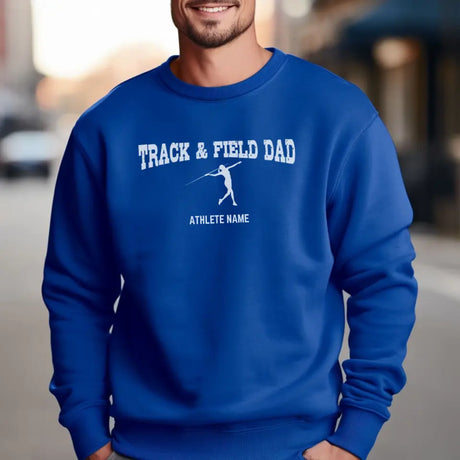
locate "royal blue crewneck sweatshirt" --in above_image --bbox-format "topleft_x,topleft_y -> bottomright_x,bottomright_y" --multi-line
42,48 -> 417,460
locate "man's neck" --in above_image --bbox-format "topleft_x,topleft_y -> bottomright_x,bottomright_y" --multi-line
170,27 -> 273,87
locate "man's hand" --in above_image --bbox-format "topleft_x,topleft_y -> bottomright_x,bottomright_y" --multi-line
86,441 -> 113,460
302,440 -> 359,460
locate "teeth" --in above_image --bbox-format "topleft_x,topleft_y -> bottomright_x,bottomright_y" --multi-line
198,6 -> 229,12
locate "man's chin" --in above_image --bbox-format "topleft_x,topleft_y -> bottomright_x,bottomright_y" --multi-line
184,19 -> 253,49
187,29 -> 238,48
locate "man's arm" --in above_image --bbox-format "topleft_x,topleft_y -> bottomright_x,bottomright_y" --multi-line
87,441 -> 113,460
42,130 -> 121,460
324,113 -> 418,460
302,440 -> 359,460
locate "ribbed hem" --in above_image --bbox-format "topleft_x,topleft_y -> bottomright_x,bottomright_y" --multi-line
111,414 -> 338,460
67,405 -> 111,460
326,406 -> 387,460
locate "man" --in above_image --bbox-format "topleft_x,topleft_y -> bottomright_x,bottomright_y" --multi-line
42,1 -> 418,459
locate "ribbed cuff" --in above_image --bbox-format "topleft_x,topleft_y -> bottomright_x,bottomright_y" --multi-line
67,405 -> 111,460
326,406 -> 387,460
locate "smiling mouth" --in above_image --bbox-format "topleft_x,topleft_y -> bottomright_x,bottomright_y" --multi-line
197,6 -> 230,12
189,2 -> 237,14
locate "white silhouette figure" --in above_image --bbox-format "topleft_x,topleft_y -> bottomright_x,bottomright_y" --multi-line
206,162 -> 240,206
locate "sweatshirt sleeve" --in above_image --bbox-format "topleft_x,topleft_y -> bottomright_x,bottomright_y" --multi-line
325,113 -> 418,459
42,129 -> 121,460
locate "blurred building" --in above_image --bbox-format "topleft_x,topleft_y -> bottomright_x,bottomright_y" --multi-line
0,0 -> 42,136
275,0 -> 460,234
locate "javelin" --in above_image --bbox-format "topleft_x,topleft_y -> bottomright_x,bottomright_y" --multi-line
185,161 -> 242,186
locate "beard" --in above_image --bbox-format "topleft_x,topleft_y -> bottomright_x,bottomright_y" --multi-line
183,16 -> 254,48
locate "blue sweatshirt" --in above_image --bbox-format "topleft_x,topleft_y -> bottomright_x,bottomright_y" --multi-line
42,47 -> 417,460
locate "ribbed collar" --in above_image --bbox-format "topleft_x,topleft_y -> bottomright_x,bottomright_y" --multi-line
158,47 -> 286,101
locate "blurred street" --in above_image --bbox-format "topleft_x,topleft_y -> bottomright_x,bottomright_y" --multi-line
0,174 -> 459,460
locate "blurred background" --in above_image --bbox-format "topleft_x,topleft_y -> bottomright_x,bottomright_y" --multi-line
0,0 -> 459,459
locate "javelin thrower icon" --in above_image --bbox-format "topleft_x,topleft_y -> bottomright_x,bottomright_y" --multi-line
186,161 -> 241,206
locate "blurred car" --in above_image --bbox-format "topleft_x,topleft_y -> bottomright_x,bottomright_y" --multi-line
0,130 -> 58,179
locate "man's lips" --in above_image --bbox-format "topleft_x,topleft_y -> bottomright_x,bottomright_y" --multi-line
194,6 -> 232,12
187,1 -> 239,13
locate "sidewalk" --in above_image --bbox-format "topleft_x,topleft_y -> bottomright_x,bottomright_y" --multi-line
411,225 -> 460,302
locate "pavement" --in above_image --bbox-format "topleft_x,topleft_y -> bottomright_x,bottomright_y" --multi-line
1,175 -> 459,460
371,226 -> 460,460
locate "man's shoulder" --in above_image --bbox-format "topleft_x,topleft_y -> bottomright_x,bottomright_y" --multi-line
284,52 -> 358,93
282,52 -> 376,119
75,62 -> 165,129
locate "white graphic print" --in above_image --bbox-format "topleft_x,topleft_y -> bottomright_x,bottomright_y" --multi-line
207,162 -> 241,206
138,139 -> 296,171
138,138 -> 296,226
186,161 -> 241,207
